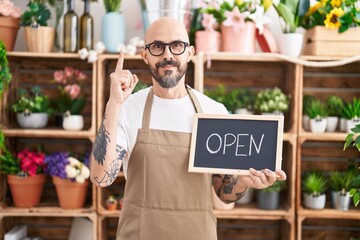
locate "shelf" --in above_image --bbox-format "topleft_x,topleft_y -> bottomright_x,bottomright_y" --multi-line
213,206 -> 293,220
298,132 -> 349,141
0,207 -> 96,217
298,207 -> 360,220
2,128 -> 95,139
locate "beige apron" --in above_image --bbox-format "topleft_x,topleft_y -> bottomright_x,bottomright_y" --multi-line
116,86 -> 217,240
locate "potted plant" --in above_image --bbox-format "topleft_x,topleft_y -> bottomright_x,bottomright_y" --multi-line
52,66 -> 87,130
302,95 -> 317,131
11,86 -> 52,129
199,0 -> 272,53
302,171 -> 327,209
0,40 -> 12,98
341,98 -> 360,133
329,170 -> 356,210
105,195 -> 118,211
232,88 -> 255,115
204,84 -> 236,113
20,0 -> 55,52
102,0 -> 124,53
0,131 -> 46,208
253,87 -> 290,115
325,95 -> 343,132
306,98 -> 328,133
0,0 -> 21,51
44,151 -> 90,209
257,180 -> 286,210
272,0 -> 309,56
343,123 -> 360,207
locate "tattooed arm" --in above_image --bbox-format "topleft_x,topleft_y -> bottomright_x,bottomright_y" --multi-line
212,168 -> 287,203
90,52 -> 138,187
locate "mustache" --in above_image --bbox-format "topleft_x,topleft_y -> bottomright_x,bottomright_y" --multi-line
155,59 -> 180,68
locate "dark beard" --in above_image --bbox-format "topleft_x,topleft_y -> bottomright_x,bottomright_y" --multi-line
149,59 -> 187,88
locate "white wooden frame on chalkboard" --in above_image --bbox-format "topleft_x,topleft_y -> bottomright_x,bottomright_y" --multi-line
188,113 -> 284,175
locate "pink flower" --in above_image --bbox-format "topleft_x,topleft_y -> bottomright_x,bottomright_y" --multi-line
201,13 -> 218,31
54,70 -> 66,84
64,84 -> 81,99
75,70 -> 87,81
64,67 -> 75,79
0,0 -> 21,18
17,149 -> 45,176
222,7 -> 250,33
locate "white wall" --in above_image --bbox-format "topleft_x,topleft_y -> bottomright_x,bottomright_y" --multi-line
13,0 -> 144,51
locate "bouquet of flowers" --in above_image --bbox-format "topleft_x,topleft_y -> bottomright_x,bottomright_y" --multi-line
254,87 -> 290,114
0,0 -> 21,18
198,0 -> 272,34
300,0 -> 360,33
44,151 -> 90,183
53,67 -> 87,115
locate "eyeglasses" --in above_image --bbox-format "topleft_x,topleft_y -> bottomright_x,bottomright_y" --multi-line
144,41 -> 189,56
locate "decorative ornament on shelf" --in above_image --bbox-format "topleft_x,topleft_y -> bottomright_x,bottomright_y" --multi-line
0,0 -> 22,51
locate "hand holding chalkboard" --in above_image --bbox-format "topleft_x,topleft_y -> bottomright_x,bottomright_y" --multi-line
188,114 -> 284,175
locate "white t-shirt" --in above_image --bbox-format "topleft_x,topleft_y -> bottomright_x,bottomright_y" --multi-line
116,87 -> 228,177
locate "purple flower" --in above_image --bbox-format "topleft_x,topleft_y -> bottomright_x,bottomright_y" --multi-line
44,152 -> 69,179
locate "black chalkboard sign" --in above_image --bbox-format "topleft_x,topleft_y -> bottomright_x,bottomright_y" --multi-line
189,114 -> 284,175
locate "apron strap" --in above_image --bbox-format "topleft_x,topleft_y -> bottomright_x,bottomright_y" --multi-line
142,85 -> 203,129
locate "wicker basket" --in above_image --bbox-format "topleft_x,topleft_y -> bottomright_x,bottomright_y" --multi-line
24,26 -> 55,53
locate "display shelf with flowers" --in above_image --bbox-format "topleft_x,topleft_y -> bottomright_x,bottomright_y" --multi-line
0,130 -> 47,208
300,0 -> 360,56
0,0 -> 21,52
253,87 -> 290,115
44,151 -> 92,209
52,66 -> 87,130
197,0 -> 274,53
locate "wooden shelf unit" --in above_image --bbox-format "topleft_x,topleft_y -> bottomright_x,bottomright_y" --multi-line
1,52 -> 359,240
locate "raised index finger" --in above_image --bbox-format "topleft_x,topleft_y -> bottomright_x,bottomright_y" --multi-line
114,51 -> 124,73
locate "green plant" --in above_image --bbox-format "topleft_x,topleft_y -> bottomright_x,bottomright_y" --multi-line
343,124 -> 360,206
253,87 -> 290,114
302,171 -> 327,196
325,95 -> 344,117
261,180 -> 286,193
133,81 -> 149,94
273,0 -> 309,33
204,85 -> 236,112
20,0 -> 53,27
341,98 -> 360,120
303,95 -> 316,115
11,86 -> 52,114
330,170 -> 356,192
300,0 -> 360,33
232,87 -> 254,110
103,0 -> 121,13
0,130 -> 20,175
0,40 -> 11,97
306,98 -> 328,119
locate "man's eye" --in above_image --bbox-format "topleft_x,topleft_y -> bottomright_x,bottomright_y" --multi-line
154,44 -> 163,49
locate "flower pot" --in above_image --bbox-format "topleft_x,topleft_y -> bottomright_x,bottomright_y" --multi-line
303,193 -> 326,209
0,16 -> 20,51
236,188 -> 254,205
52,176 -> 89,209
221,22 -> 256,53
16,112 -> 49,129
346,118 -> 360,133
278,33 -> 303,57
332,191 -> 351,211
102,12 -> 125,53
325,116 -> 338,132
212,187 -> 235,210
195,30 -> 221,54
257,190 -> 280,210
302,115 -> 310,131
62,114 -> 84,130
7,174 -> 46,208
105,199 -> 118,211
24,26 -> 55,53
310,118 -> 327,133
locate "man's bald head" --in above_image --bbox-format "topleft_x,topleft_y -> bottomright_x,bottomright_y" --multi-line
144,17 -> 190,44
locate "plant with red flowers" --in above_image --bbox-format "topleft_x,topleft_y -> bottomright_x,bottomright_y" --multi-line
52,66 -> 87,115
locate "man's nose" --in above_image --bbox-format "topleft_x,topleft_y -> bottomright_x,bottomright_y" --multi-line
162,45 -> 173,60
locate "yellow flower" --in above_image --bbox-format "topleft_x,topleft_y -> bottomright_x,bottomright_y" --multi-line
330,0 -> 342,7
320,0 -> 328,6
261,0 -> 272,11
308,2 -> 322,14
324,7 -> 345,29
235,0 -> 243,5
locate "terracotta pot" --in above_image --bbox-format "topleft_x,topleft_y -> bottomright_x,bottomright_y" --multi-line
0,16 -> 20,51
52,176 -> 89,209
221,22 -> 256,53
195,30 -> 221,54
7,174 -> 46,208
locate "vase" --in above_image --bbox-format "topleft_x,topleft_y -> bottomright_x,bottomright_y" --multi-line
62,114 -> 84,130
221,22 -> 256,53
24,26 -> 55,53
195,30 -> 221,54
54,0 -> 67,51
0,16 -> 20,51
278,33 -> 303,57
52,176 -> 89,209
16,112 -> 49,129
102,12 -> 125,53
7,174 -> 46,208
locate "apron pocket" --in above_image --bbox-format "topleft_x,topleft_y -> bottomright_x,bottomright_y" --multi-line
116,204 -> 140,239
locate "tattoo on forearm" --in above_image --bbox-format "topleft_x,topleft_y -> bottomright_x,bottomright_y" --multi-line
92,114 -> 110,166
93,145 -> 126,186
222,176 -> 238,194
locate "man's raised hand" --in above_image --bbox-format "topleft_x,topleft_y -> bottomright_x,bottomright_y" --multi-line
109,51 -> 139,103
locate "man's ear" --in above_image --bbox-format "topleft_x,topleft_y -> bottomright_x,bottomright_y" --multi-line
140,48 -> 149,65
187,45 -> 195,62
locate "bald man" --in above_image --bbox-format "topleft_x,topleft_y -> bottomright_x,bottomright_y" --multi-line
91,17 -> 286,240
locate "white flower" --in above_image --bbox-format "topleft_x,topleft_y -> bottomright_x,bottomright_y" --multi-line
80,165 -> 90,179
65,165 -> 79,179
75,175 -> 85,183
125,44 -> 137,55
94,41 -> 106,54
248,5 -> 272,34
67,156 -> 80,166
78,48 -> 89,60
116,43 -> 126,53
87,50 -> 98,63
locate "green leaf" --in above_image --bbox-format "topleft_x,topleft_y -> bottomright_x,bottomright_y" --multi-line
343,133 -> 354,150
353,192 -> 359,207
275,3 -> 295,30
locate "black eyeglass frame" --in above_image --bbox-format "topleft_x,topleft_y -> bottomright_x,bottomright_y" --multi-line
144,40 -> 189,56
